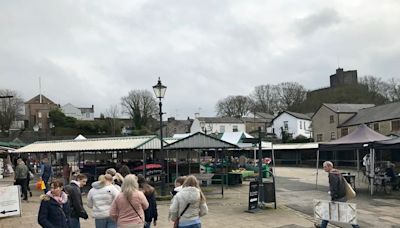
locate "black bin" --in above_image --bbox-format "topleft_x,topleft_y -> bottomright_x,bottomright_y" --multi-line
262,180 -> 276,204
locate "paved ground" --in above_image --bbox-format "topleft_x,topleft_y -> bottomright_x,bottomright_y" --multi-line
1,167 -> 400,228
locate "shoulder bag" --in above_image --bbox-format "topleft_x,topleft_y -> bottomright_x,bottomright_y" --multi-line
126,196 -> 147,226
343,177 -> 356,200
173,203 -> 191,228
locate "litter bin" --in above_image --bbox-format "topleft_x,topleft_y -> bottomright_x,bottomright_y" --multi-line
260,170 -> 276,209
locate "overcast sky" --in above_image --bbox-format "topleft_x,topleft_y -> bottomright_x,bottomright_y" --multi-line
1,0 -> 399,119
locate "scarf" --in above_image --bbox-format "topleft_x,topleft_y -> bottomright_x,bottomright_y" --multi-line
46,191 -> 68,205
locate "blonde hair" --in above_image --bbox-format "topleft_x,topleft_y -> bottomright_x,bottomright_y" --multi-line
175,176 -> 187,186
106,168 -> 117,176
98,174 -> 113,185
121,174 -> 139,201
183,175 -> 206,202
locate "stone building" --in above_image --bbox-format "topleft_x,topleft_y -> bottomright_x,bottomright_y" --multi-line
330,68 -> 358,87
24,94 -> 58,132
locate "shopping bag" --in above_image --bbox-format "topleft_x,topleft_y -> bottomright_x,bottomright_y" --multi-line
40,180 -> 46,190
343,177 -> 356,200
35,180 -> 42,190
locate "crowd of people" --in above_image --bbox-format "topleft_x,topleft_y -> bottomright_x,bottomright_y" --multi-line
30,159 -> 208,228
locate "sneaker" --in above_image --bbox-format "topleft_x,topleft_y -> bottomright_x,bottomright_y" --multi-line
29,191 -> 32,197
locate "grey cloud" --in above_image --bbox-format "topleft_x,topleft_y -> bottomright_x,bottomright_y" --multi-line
295,8 -> 341,36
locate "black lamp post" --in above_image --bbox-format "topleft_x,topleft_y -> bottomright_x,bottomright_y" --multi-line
152,77 -> 167,196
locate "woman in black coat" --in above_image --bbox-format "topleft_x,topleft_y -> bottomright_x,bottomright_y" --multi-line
137,174 -> 158,228
38,179 -> 70,228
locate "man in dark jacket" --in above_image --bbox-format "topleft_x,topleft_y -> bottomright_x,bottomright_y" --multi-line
64,173 -> 88,228
15,158 -> 29,200
40,158 -> 53,194
315,161 -> 359,228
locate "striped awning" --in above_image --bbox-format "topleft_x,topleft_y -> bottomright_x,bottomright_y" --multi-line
14,135 -> 161,153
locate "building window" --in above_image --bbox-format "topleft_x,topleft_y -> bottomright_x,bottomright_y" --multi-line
86,113 -> 90,118
304,121 -> 306,130
329,115 -> 334,123
38,112 -> 42,118
373,123 -> 379,131
299,121 -> 302,129
330,132 -> 336,140
219,125 -> 225,133
283,121 -> 288,131
232,125 -> 238,132
392,120 -> 400,131
341,128 -> 348,136
317,134 -> 323,142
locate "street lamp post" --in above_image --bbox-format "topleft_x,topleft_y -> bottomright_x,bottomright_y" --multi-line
153,77 -> 167,196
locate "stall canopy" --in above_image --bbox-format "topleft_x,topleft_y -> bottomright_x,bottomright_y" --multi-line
13,135 -> 162,153
317,124 -> 390,195
375,137 -> 400,149
165,132 -> 238,150
319,124 -> 390,151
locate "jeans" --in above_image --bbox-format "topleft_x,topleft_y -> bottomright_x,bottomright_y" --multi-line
179,224 -> 201,228
43,177 -> 50,194
144,222 -> 151,228
320,220 -> 359,228
70,217 -> 81,228
95,218 -> 117,228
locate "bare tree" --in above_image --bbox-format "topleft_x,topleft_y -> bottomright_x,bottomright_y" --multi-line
121,90 -> 157,130
387,78 -> 400,102
275,82 -> 307,111
105,104 -> 120,136
250,84 -> 278,114
0,89 -> 24,136
216,95 -> 253,117
359,75 -> 391,100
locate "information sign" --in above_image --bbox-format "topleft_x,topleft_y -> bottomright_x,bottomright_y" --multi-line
0,185 -> 21,218
248,181 -> 259,211
314,200 -> 357,225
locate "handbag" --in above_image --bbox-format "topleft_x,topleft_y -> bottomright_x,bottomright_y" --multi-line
343,177 -> 356,200
126,196 -> 147,226
173,203 -> 191,228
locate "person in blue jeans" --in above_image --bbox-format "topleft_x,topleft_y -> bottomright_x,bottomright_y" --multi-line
40,158 -> 53,194
315,161 -> 359,228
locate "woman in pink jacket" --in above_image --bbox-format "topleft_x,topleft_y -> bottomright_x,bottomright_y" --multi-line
110,174 -> 149,228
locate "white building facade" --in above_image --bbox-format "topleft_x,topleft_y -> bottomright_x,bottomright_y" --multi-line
190,117 -> 246,134
61,103 -> 94,120
272,111 -> 312,139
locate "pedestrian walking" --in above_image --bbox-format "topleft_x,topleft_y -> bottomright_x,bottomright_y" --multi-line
110,174 -> 149,228
119,164 -> 131,178
23,157 -> 34,197
38,179 -> 70,228
169,175 -> 208,228
87,174 -> 120,228
106,168 -> 124,187
14,158 -> 29,200
137,174 -> 158,228
63,163 -> 72,186
40,158 -> 53,194
315,161 -> 359,228
171,176 -> 187,196
64,173 -> 89,228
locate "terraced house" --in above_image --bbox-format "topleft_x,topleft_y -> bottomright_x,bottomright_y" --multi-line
338,102 -> 400,137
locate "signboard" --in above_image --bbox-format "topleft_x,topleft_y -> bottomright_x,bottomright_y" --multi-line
0,158 -> 3,179
0,185 -> 21,218
248,181 -> 259,211
314,200 -> 357,225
